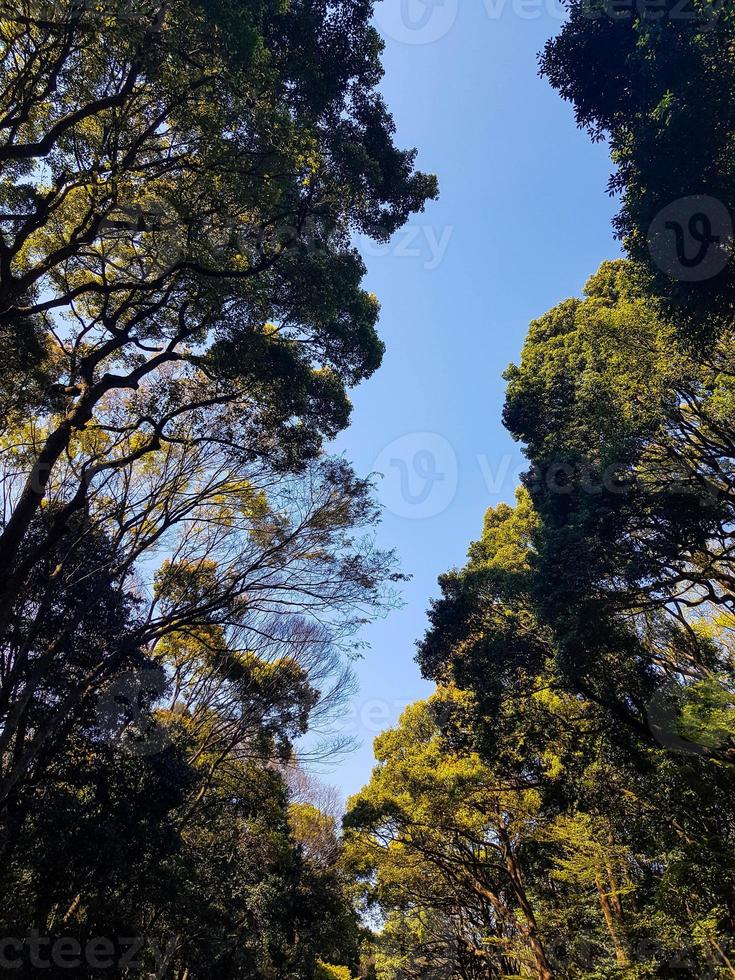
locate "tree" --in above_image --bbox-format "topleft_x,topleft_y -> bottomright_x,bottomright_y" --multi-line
501,260 -> 735,747
0,0 -> 436,715
344,692 -> 557,980
414,485 -> 735,975
0,452 -> 397,806
0,7 -> 433,971
0,590 -> 367,978
0,507 -> 155,831
540,0 -> 735,340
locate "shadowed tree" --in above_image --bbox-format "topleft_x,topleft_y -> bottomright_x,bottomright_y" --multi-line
541,0 -> 735,341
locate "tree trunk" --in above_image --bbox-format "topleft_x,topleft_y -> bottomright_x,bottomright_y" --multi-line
497,825 -> 555,980
595,874 -> 629,967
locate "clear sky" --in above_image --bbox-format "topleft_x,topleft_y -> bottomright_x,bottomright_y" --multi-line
326,0 -> 622,800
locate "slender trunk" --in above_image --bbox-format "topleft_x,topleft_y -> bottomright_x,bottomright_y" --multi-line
595,874 -> 629,967
62,893 -> 82,925
497,825 -> 555,980
0,419 -> 74,580
602,828 -> 631,965
710,938 -> 735,978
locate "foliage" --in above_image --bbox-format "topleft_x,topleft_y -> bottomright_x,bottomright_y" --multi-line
315,962 -> 357,980
0,2 -> 432,976
344,692 -> 556,980
0,0 -> 435,800
499,260 -> 735,750
404,261 -> 735,975
7,0 -> 735,977
541,0 -> 735,340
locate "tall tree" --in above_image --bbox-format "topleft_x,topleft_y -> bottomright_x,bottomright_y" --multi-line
0,453 -> 396,807
344,693 -> 557,980
540,0 -> 735,340
502,260 -> 735,747
415,483 -> 735,974
0,0 -> 435,617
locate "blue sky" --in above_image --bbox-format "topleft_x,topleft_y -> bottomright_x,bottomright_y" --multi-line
327,0 -> 622,800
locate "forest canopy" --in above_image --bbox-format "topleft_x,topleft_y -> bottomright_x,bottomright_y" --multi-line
0,1 -> 434,976
2,0 -> 735,978
347,3 -> 735,977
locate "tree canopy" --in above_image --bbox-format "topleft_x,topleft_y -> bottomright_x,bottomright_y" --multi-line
5,0 -> 735,977
0,2 -> 434,976
541,1 -> 735,340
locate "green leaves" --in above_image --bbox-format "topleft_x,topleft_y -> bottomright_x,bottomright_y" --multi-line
540,0 -> 735,340
404,249 -> 735,973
